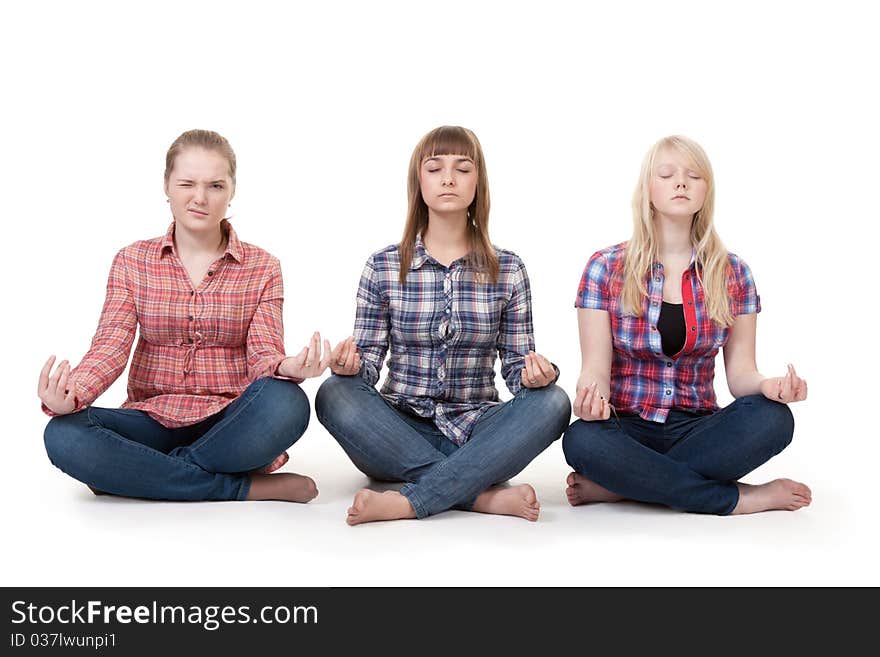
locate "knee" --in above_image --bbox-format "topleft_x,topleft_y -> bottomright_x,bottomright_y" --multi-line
255,378 -> 311,438
315,375 -> 364,426
561,419 -> 606,468
43,413 -> 88,473
737,394 -> 795,452
521,384 -> 572,432
540,384 -> 573,426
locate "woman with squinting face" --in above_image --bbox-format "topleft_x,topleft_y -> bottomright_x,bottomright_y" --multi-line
316,125 -> 571,525
40,129 -> 330,503
563,135 -> 811,515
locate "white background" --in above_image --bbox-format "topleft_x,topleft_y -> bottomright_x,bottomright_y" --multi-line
2,0 -> 877,586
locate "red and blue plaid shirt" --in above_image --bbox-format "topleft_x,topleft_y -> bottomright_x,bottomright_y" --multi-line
575,242 -> 761,423
355,236 -> 549,445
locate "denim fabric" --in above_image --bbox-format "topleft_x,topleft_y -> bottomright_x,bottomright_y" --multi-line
562,394 -> 794,515
316,374 -> 571,518
43,378 -> 310,501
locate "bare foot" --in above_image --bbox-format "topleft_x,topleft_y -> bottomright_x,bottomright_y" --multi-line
565,472 -> 624,506
731,478 -> 812,515
346,489 -> 417,526
472,484 -> 541,521
253,451 -> 290,474
246,473 -> 318,502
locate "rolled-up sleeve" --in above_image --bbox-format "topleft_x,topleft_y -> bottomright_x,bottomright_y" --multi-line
44,249 -> 138,416
575,251 -> 612,310
354,256 -> 390,387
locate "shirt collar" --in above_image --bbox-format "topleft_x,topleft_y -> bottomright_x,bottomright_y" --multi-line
159,219 -> 243,263
411,233 -> 429,270
652,248 -> 699,272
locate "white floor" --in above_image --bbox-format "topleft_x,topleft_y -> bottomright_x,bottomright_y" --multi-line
6,402 -> 875,588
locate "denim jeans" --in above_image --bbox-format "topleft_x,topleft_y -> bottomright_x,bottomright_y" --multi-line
315,375 -> 572,518
562,394 -> 794,515
43,377 -> 310,501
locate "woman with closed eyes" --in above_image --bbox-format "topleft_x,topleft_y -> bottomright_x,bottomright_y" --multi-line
316,125 -> 571,525
563,135 -> 811,515
40,129 -> 331,503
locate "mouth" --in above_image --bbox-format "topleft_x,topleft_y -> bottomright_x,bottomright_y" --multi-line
671,195 -> 690,200
438,193 -> 458,198
186,208 -> 209,216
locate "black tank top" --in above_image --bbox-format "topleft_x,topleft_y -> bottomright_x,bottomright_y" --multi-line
658,301 -> 685,358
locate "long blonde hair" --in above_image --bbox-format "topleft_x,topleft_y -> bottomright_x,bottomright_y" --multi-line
622,135 -> 734,326
398,126 -> 499,284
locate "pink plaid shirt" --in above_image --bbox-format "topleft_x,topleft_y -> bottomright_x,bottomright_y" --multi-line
575,242 -> 761,423
44,221 -> 293,427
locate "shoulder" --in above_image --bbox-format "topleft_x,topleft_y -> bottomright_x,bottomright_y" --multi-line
492,245 -> 526,274
725,251 -> 757,284
113,235 -> 165,267
237,240 -> 281,271
593,241 -> 627,267
582,241 -> 627,278
364,243 -> 402,271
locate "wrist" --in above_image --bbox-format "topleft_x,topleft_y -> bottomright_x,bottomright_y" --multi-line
276,357 -> 293,378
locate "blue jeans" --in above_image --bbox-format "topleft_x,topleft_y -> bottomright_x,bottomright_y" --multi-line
43,377 -> 310,501
315,375 -> 571,518
562,394 -> 794,515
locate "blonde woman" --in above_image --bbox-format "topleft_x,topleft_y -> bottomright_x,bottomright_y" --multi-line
40,130 -> 328,502
563,136 -> 810,515
316,126 -> 571,525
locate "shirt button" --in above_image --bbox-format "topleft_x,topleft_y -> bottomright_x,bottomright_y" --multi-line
189,290 -> 194,296
665,389 -> 672,395
651,301 -> 658,306
688,301 -> 693,306
654,277 -> 661,282
188,315 -> 194,321
666,362 -> 673,367
651,326 -> 657,331
207,271 -> 214,277
691,326 -> 696,331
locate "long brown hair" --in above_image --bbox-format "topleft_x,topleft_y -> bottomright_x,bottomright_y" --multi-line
398,126 -> 499,284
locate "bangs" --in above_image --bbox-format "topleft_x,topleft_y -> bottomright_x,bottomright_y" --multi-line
418,126 -> 478,162
655,136 -> 712,179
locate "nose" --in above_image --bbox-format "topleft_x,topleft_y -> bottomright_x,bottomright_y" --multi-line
193,186 -> 207,204
441,168 -> 454,186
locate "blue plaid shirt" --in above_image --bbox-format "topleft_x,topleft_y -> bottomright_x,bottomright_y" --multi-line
354,236 -> 546,445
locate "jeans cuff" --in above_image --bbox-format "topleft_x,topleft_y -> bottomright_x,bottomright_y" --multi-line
399,483 -> 428,519
236,474 -> 251,501
720,482 -> 739,515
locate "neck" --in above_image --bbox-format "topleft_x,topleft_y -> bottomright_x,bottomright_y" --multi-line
423,209 -> 470,250
174,220 -> 226,257
653,212 -> 693,259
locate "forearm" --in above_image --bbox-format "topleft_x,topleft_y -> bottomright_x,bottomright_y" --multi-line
578,363 -> 611,397
726,368 -> 766,398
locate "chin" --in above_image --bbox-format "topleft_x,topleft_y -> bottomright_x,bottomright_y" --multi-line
178,217 -> 222,231
660,208 -> 698,220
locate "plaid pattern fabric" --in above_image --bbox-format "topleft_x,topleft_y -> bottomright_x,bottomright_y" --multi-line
575,242 -> 761,423
44,222 -> 291,427
355,236 -> 542,445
